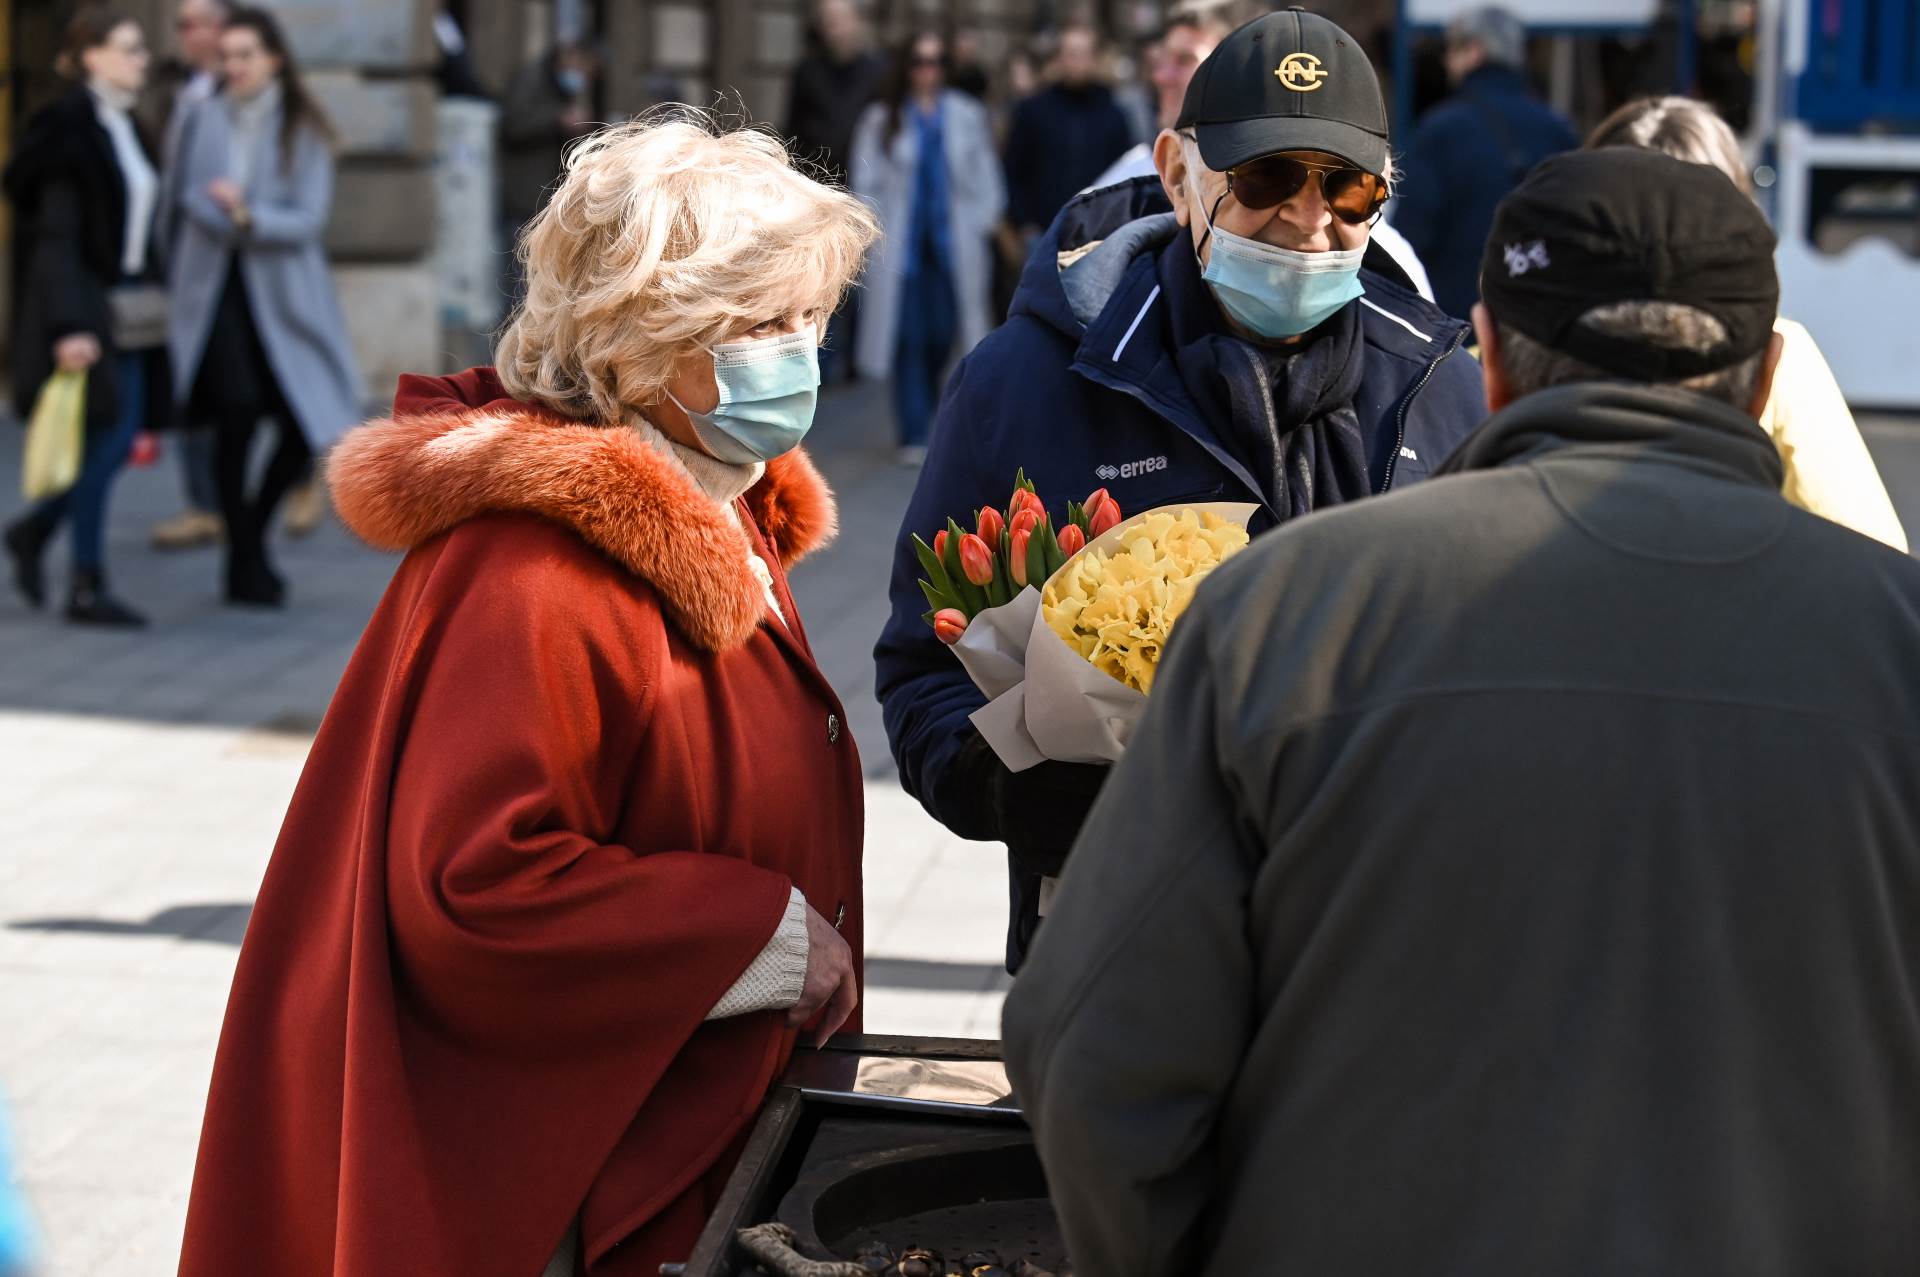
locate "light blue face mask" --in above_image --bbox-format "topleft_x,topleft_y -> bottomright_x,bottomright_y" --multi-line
667,327 -> 821,465
1196,191 -> 1367,339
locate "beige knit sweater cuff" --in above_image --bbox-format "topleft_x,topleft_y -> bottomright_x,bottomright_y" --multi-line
707,887 -> 809,1020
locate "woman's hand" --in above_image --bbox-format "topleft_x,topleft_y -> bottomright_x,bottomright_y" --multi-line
54,333 -> 101,371
207,178 -> 245,214
788,901 -> 858,1047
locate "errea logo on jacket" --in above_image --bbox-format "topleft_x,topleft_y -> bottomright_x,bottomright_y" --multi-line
1095,456 -> 1170,483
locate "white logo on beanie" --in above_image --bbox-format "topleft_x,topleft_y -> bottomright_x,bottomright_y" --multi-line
1504,240 -> 1551,277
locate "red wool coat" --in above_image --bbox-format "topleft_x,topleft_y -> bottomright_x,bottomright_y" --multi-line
178,368 -> 865,1277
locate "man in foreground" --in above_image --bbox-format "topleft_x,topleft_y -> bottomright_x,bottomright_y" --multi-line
1004,148 -> 1920,1276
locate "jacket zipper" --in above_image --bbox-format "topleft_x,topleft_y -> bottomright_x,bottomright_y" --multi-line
1380,326 -> 1468,493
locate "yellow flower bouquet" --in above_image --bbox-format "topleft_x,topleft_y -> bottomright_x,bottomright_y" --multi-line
956,501 -> 1258,769
1040,508 -> 1251,694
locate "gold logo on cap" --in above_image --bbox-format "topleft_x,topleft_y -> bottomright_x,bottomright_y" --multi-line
1276,52 -> 1328,92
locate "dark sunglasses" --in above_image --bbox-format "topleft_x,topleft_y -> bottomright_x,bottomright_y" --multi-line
1225,153 -> 1387,225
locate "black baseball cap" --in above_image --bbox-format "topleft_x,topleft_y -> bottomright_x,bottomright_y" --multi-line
1175,7 -> 1389,176
1480,148 -> 1780,381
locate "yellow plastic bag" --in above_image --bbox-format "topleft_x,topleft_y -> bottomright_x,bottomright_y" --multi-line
21,369 -> 86,501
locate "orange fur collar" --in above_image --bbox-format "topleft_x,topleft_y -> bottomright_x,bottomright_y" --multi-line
327,402 -> 837,652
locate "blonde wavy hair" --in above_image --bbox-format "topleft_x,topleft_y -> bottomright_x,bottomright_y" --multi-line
495,108 -> 880,422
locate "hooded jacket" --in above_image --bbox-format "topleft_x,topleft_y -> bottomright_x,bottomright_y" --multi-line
875,177 -> 1487,967
1004,381 -> 1920,1277
178,368 -> 864,1277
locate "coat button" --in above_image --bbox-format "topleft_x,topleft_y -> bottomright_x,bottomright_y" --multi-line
826,713 -> 840,745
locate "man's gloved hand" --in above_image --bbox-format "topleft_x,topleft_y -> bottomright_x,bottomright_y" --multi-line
951,733 -> 1111,879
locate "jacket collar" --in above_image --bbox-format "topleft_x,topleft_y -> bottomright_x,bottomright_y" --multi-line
328,369 -> 838,654
1435,381 -> 1786,491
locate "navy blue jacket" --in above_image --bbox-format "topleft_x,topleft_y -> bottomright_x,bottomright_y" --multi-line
1392,65 -> 1580,319
1003,84 -> 1135,233
874,178 -> 1488,965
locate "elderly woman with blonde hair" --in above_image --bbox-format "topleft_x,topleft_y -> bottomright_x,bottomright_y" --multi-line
178,111 -> 879,1277
1588,96 -> 1908,552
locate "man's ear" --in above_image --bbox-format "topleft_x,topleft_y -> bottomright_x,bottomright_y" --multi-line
1472,303 -> 1513,414
1154,130 -> 1192,227
1745,329 -> 1785,422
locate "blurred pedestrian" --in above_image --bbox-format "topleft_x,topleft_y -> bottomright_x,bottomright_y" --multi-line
1005,147 -> 1920,1277
2,5 -> 170,628
498,40 -> 599,295
948,28 -> 993,101
165,7 -> 362,606
179,110 -> 875,1277
1003,25 -> 1133,243
1390,5 -> 1577,318
851,31 -> 1005,464
877,10 -> 1485,970
1092,2 -> 1232,187
785,0 -> 886,381
1588,95 -> 1907,551
149,0 -> 230,553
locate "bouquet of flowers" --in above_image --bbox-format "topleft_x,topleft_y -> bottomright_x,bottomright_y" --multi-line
914,473 -> 1255,770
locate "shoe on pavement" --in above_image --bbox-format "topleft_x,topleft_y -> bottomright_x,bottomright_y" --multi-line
4,512 -> 57,608
151,509 -> 224,550
66,568 -> 147,628
283,480 -> 325,538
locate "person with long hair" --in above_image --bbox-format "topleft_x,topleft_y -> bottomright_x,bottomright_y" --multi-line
178,112 -> 876,1277
1586,96 -> 1907,552
850,30 -> 1004,464
163,6 -> 363,606
2,6 -> 171,626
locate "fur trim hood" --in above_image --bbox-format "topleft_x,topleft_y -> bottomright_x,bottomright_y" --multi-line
328,370 -> 837,652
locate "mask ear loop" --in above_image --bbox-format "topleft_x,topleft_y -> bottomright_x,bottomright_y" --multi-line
1195,186 -> 1230,260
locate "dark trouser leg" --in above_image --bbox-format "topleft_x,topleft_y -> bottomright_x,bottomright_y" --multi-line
65,353 -> 146,571
252,415 -> 313,538
214,411 -> 267,598
178,426 -> 220,513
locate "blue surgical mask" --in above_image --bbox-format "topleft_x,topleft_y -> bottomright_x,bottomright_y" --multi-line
1196,193 -> 1367,339
667,327 -> 820,465
555,68 -> 587,96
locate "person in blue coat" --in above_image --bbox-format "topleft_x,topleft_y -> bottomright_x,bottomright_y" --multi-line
1390,6 -> 1579,320
876,10 -> 1489,970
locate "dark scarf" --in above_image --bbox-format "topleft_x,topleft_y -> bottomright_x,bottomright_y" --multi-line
1163,234 -> 1373,520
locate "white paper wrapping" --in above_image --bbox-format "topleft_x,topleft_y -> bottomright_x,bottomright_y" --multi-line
961,502 -> 1260,772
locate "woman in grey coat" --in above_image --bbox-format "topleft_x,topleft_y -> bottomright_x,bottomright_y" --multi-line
164,6 -> 362,606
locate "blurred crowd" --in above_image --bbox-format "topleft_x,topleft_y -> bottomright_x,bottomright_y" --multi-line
3,0 -> 359,628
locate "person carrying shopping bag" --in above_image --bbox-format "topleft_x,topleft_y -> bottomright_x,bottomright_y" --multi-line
3,5 -> 173,627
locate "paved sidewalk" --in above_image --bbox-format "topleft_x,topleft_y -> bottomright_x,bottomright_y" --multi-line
0,386 -> 1915,1275
0,380 -> 1009,1275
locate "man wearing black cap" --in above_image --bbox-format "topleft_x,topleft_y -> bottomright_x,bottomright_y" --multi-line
876,9 -> 1485,972
1003,146 -> 1920,1275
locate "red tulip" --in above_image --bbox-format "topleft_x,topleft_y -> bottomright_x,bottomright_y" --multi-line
1009,507 -> 1041,540
976,505 -> 1005,546
1057,523 -> 1086,557
934,529 -> 948,560
1084,488 -> 1122,538
1010,488 -> 1047,525
958,532 -> 995,586
1010,527 -> 1033,586
933,608 -> 968,644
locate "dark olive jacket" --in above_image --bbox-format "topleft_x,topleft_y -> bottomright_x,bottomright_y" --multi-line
1005,382 -> 1920,1277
